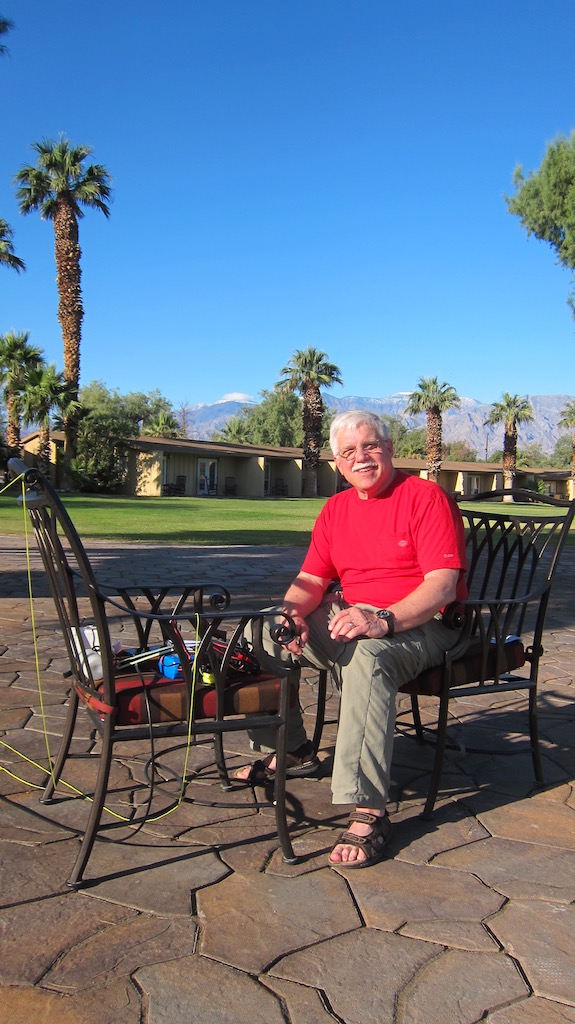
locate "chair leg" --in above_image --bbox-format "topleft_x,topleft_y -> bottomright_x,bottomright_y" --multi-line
41,688 -> 80,803
275,674 -> 297,864
421,691 -> 450,820
528,687 -> 544,783
66,717 -> 115,889
410,694 -> 424,743
213,733 -> 232,791
311,669 -> 327,755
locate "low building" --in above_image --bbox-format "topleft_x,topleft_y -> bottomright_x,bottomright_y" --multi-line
19,431 -> 573,500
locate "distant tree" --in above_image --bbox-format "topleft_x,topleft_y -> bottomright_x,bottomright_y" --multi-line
484,393 -> 534,495
506,131 -> 575,318
442,440 -> 478,463
516,442 -> 547,468
558,399 -> 575,482
215,389 -> 304,447
380,414 -> 408,452
17,363 -> 78,476
0,219 -> 25,273
0,330 -> 43,458
175,398 -> 193,436
141,410 -> 184,438
551,433 -> 572,470
405,376 -> 460,482
14,136 -> 112,463
394,426 -> 427,459
276,347 -> 343,497
71,382 -> 177,491
487,449 -> 504,464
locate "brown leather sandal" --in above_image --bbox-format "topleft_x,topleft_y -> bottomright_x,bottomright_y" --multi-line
235,741 -> 319,784
329,810 -> 391,868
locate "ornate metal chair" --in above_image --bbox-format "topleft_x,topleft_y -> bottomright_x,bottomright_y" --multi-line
315,489 -> 575,817
8,460 -> 299,888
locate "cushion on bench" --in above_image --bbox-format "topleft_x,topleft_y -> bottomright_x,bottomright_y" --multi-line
400,638 -> 526,697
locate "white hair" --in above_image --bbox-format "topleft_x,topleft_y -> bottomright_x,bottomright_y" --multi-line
329,410 -> 390,456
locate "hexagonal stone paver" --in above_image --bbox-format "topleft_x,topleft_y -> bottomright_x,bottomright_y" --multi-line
270,928 -> 441,1024
197,869 -> 361,973
340,859 -> 504,938
488,900 -> 575,1003
137,954 -> 287,1024
486,995 -> 575,1023
43,914 -> 199,991
0,894 -> 136,985
0,979 -> 141,1024
396,948 -> 528,1024
435,837 -> 575,902
478,796 -> 575,850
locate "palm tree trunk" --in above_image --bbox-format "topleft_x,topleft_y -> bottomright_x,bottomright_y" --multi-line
53,198 -> 83,464
302,383 -> 322,498
426,408 -> 442,483
5,396 -> 21,458
37,423 -> 52,477
502,422 -> 517,500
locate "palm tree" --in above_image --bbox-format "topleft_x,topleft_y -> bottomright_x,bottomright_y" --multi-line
484,392 -> 534,496
405,376 -> 460,482
558,399 -> 575,494
17,363 -> 78,476
276,347 -> 343,497
0,330 -> 44,458
0,219 -> 25,272
14,135 -> 112,462
141,411 -> 184,438
0,15 -> 13,57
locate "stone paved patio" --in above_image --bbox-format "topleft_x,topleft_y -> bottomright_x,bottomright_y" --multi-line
1,533 -> 575,1023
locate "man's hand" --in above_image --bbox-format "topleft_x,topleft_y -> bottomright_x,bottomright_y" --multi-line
328,605 -> 387,641
280,570 -> 331,654
280,611 -> 310,655
328,568 -> 461,642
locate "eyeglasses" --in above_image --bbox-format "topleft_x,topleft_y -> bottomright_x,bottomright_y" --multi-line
336,441 -> 385,462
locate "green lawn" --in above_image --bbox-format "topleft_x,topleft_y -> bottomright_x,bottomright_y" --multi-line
0,491 -> 326,545
2,485 -> 573,547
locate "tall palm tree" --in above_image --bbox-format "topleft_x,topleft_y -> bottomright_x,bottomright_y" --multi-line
17,363 -> 78,476
484,392 -> 534,496
558,399 -> 575,494
0,219 -> 25,272
0,15 -> 13,57
405,376 -> 460,482
276,347 -> 343,497
0,330 -> 44,457
14,135 -> 112,462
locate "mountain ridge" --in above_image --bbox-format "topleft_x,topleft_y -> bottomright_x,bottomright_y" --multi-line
182,393 -> 575,455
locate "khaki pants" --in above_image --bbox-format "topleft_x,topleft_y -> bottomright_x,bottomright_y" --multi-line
252,598 -> 459,810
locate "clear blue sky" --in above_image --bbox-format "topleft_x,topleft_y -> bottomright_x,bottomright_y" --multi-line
1,0 -> 574,411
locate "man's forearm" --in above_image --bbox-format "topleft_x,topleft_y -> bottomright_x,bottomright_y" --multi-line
281,572 -> 327,620
385,571 -> 459,633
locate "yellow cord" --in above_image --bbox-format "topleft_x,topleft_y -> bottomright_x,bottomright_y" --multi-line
0,473 -> 200,825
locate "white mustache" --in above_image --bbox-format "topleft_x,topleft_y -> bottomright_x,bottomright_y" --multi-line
352,460 -> 378,471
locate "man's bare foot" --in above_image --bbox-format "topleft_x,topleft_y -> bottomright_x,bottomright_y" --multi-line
329,809 -> 391,868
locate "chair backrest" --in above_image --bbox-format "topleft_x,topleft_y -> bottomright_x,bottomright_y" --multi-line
7,459 -> 230,714
456,488 -> 575,646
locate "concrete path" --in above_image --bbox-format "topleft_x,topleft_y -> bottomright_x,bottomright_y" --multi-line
1,534 -> 575,1023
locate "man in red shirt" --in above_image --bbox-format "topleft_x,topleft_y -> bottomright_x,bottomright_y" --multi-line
238,409 -> 467,867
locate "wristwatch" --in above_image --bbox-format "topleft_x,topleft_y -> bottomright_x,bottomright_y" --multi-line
376,608 -> 395,636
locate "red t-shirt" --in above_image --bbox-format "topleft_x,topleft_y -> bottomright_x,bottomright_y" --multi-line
301,471 -> 468,607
